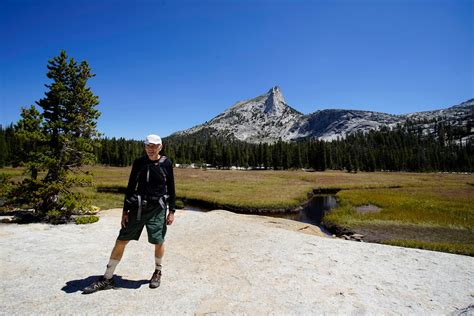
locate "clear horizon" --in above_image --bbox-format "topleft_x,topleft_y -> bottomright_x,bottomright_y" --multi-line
1,0 -> 473,140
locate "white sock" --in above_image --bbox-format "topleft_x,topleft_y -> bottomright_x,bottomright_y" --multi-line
104,259 -> 120,279
155,256 -> 163,271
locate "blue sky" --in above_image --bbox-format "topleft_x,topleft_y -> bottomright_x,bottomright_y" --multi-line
1,0 -> 473,140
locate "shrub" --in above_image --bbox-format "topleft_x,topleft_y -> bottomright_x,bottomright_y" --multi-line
175,199 -> 185,209
75,215 -> 99,225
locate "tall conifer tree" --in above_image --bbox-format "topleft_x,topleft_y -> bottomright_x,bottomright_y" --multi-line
8,50 -> 100,220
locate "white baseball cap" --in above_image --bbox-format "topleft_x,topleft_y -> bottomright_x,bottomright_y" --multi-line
144,134 -> 162,145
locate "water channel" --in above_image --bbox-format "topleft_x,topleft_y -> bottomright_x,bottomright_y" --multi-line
275,195 -> 338,225
185,194 -> 338,228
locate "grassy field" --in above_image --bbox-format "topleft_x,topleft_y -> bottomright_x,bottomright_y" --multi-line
1,166 -> 473,255
325,187 -> 473,256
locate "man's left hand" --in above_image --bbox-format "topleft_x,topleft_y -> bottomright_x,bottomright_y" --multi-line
166,212 -> 175,225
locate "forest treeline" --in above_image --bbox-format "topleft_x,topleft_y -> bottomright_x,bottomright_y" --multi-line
1,121 -> 472,172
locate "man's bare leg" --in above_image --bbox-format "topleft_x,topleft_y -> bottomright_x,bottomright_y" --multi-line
155,243 -> 165,269
111,240 -> 129,260
155,243 -> 164,259
82,240 -> 129,294
104,240 -> 129,279
150,243 -> 164,288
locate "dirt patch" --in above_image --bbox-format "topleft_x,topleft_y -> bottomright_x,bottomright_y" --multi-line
182,198 -> 300,214
355,204 -> 382,214
312,187 -> 341,194
351,223 -> 474,245
231,212 -> 327,237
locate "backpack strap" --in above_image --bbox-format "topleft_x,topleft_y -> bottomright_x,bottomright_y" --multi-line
131,156 -> 147,193
157,156 -> 168,184
146,155 -> 168,187
157,156 -> 168,199
136,155 -> 168,187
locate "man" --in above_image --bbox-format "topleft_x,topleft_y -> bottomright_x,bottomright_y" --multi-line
83,134 -> 176,294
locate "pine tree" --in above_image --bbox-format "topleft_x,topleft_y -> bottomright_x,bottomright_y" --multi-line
7,50 -> 100,221
0,126 -> 7,168
14,106 -> 46,179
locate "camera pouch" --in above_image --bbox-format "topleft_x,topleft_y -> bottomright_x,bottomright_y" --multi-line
124,194 -> 147,220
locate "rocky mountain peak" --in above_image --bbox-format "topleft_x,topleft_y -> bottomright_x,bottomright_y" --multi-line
264,86 -> 286,115
169,87 -> 473,144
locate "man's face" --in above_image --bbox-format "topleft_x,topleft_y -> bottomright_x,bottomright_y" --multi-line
145,144 -> 161,157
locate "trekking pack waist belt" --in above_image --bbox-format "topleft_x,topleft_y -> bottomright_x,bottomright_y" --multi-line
143,196 -> 162,201
136,195 -> 169,220
137,195 -> 143,221
142,195 -> 169,203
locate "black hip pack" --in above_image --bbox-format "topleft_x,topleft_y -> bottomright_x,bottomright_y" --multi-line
124,194 -> 145,212
125,194 -> 167,221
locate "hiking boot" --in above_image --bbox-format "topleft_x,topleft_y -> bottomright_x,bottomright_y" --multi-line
149,269 -> 162,288
82,276 -> 115,294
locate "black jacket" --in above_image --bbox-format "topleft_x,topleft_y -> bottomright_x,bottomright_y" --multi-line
124,155 -> 176,211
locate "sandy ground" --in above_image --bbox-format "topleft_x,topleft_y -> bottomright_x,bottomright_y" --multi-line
0,208 -> 473,315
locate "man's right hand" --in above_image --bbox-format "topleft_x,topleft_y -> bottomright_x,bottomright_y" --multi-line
121,211 -> 129,228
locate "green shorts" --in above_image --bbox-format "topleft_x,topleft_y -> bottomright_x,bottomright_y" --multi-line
117,202 -> 167,244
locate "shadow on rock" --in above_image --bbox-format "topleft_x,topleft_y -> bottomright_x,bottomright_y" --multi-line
62,275 -> 149,294
116,276 -> 149,289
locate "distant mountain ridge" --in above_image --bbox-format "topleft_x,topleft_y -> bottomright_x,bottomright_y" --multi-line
170,87 -> 473,144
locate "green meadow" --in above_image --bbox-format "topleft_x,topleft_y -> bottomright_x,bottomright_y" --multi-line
1,166 -> 473,255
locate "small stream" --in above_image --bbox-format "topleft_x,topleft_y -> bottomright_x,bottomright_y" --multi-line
185,194 -> 338,229
274,195 -> 337,225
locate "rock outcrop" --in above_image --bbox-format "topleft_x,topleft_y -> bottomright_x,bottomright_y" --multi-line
1,209 -> 473,314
